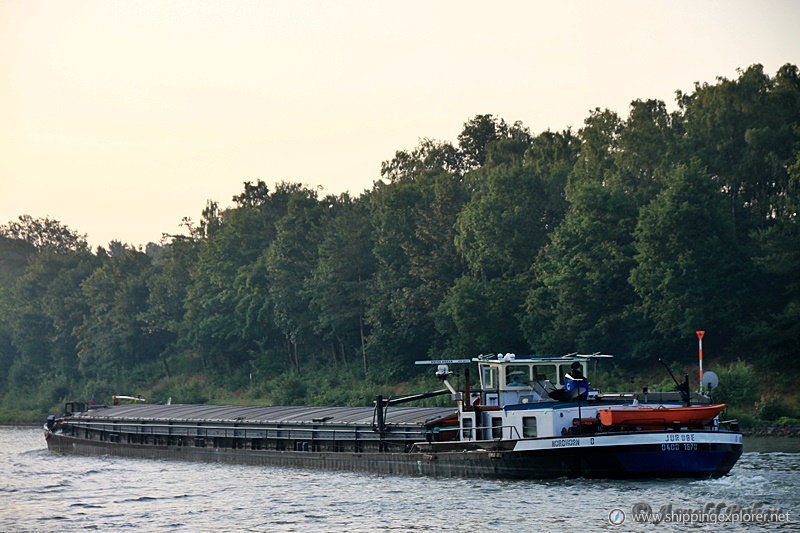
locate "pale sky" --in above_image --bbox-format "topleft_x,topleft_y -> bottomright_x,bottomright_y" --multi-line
2,0 -> 799,248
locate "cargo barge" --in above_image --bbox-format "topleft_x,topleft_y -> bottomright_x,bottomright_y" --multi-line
44,354 -> 743,479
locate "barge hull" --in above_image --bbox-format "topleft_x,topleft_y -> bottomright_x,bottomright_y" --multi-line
45,431 -> 742,479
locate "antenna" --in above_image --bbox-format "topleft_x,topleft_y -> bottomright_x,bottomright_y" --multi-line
414,359 -> 471,365
414,359 -> 471,399
659,358 -> 690,406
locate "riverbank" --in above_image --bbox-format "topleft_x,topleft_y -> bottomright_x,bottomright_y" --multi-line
742,423 -> 800,438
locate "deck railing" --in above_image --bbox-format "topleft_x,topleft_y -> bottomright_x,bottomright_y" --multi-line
63,418 -> 425,444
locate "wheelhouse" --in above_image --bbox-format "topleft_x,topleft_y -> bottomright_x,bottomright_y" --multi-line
475,353 -> 600,406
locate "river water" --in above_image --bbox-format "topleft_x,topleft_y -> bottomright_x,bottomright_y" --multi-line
1,426 -> 797,532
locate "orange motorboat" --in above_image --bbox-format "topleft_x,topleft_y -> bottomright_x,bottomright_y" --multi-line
598,403 -> 726,429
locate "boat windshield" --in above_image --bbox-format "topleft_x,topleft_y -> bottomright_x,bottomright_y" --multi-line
481,365 -> 499,389
533,364 -> 557,382
505,365 -> 531,387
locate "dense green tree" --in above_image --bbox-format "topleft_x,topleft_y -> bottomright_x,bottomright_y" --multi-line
0,237 -> 35,286
629,162 -> 750,349
440,129 -> 575,356
182,182 -> 296,376
0,227 -> 91,404
231,181 -> 305,365
568,108 -> 622,191
0,215 -> 88,254
612,99 -> 681,203
435,275 -> 528,357
522,181 -> 643,355
380,138 -> 461,183
746,152 -> 800,366
307,194 -> 375,375
405,173 -> 467,320
524,130 -> 579,184
76,248 -> 167,380
455,129 -> 574,280
678,64 -> 800,235
456,164 -> 559,280
749,219 -> 800,367
139,238 -> 200,377
458,114 -> 531,171
366,178 -> 430,371
4,249 -> 100,405
265,185 -> 324,371
182,208 -> 259,374
367,165 -> 465,370
369,132 -> 471,370
0,238 -> 35,394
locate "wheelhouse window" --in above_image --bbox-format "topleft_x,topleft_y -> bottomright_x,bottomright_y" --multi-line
491,417 -> 503,439
505,365 -> 531,387
481,364 -> 499,389
523,416 -> 537,438
533,364 -> 557,382
462,417 -> 473,439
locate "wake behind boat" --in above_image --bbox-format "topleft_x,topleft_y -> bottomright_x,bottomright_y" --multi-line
44,353 -> 742,479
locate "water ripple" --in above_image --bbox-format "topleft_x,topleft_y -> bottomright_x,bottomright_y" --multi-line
1,427 -> 798,532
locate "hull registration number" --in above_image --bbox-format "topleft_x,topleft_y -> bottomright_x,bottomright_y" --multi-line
662,443 -> 698,451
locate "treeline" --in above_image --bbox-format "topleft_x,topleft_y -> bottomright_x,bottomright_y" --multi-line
1,64 -> 799,416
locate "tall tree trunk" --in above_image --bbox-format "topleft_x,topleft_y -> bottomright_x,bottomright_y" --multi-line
160,353 -> 171,379
339,338 -> 348,369
330,342 -> 338,367
359,315 -> 368,377
285,334 -> 293,369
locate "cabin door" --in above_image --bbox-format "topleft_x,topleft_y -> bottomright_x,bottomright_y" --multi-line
460,412 -> 476,441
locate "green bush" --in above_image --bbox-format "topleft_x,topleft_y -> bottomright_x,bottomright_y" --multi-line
711,361 -> 759,407
776,416 -> 800,427
173,382 -> 209,404
267,375 -> 308,405
0,405 -> 42,423
755,395 -> 796,421
82,380 -> 116,406
589,366 -> 635,392
723,407 -> 757,428
41,373 -> 74,407
149,379 -> 209,404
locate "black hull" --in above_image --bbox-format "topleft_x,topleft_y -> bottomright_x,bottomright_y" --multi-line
45,431 -> 743,480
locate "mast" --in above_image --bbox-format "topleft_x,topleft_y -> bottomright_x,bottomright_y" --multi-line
696,330 -> 705,391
